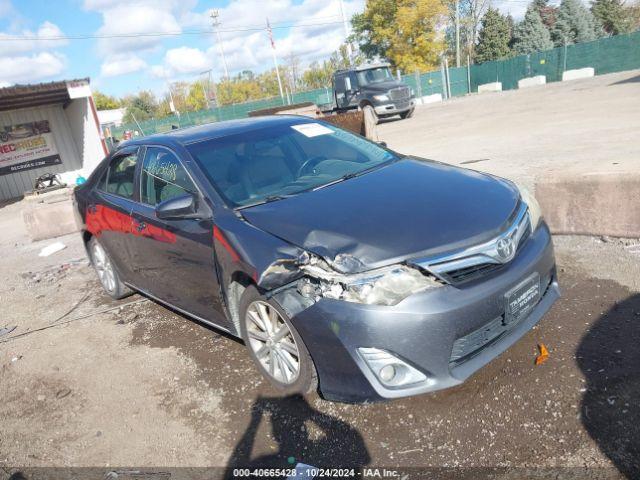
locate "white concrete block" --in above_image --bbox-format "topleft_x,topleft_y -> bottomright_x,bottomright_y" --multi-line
478,82 -> 502,93
562,67 -> 595,81
419,93 -> 442,104
518,75 -> 547,89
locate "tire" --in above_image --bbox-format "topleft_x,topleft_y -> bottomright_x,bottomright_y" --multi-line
400,108 -> 414,119
239,285 -> 317,395
362,104 -> 379,125
88,237 -> 132,300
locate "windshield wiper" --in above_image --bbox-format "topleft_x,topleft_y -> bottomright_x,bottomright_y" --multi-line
236,194 -> 294,210
313,157 -> 400,191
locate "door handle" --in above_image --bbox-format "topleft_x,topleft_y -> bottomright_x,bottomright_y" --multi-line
133,220 -> 146,232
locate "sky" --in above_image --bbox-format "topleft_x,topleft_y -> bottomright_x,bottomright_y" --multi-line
0,0 -> 534,98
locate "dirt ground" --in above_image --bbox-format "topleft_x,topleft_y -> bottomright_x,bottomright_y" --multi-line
1,71 -> 639,478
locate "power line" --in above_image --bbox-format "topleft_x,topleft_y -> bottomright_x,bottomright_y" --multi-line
0,19 -> 346,42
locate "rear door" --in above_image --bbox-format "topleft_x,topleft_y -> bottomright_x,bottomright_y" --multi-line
127,145 -> 227,325
88,147 -> 140,281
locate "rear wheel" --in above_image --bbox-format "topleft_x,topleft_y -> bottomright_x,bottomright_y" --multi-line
88,238 -> 132,300
239,286 -> 317,395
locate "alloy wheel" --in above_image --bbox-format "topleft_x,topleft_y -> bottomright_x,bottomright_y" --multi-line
245,300 -> 300,384
92,242 -> 116,293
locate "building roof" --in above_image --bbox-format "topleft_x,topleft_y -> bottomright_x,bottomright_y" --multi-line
0,78 -> 90,112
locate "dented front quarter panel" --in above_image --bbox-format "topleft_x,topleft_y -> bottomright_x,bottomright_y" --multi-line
212,210 -> 307,293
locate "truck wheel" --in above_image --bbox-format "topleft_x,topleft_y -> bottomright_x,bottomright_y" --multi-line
400,108 -> 415,119
239,285 -> 318,395
363,104 -> 379,125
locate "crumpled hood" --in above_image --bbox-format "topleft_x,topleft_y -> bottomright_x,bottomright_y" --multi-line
242,159 -> 520,273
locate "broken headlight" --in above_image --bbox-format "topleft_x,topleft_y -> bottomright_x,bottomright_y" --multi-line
516,183 -> 542,230
298,262 -> 441,306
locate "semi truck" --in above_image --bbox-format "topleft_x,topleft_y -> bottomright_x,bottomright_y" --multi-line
320,63 -> 416,124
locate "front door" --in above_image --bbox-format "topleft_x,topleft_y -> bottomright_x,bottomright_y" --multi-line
127,146 -> 227,326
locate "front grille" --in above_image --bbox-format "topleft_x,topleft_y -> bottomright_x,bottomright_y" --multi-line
450,315 -> 505,365
412,202 -> 532,286
449,273 -> 553,366
444,220 -> 532,284
445,262 -> 502,283
389,87 -> 410,101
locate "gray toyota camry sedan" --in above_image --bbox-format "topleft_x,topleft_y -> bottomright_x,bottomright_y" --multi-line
74,115 -> 559,402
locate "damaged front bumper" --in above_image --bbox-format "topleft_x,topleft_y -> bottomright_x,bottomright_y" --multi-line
271,223 -> 559,403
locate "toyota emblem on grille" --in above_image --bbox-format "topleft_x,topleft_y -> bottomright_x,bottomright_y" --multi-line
496,236 -> 516,261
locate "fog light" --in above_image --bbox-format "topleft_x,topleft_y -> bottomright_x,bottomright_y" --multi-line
358,347 -> 427,388
379,364 -> 396,383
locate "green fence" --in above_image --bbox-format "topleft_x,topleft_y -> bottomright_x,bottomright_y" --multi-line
112,30 -> 640,139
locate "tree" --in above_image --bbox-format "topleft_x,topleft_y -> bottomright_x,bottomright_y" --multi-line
532,0 -> 558,28
122,90 -> 158,123
512,6 -> 554,54
475,8 -> 512,63
186,82 -> 208,111
591,0 -> 632,35
552,0 -> 599,46
628,0 -> 640,31
93,90 -> 120,110
351,0 -> 447,72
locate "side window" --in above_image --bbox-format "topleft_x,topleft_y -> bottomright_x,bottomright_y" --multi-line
103,150 -> 138,199
348,72 -> 358,90
335,74 -> 346,93
140,147 -> 196,206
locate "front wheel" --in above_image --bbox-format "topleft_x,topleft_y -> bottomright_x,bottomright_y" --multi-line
239,286 -> 317,395
88,238 -> 132,300
400,108 -> 414,119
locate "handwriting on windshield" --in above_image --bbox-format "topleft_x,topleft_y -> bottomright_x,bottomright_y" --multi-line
145,159 -> 177,182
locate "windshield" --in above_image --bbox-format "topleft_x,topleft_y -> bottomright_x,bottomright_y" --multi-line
357,67 -> 393,86
187,121 -> 397,208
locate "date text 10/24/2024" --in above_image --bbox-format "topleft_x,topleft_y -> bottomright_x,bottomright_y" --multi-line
231,468 -> 403,478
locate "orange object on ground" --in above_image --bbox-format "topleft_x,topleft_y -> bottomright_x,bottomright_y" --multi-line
535,343 -> 549,365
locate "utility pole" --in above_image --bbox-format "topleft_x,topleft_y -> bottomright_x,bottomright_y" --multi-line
199,69 -> 212,107
266,18 -> 285,105
210,10 -> 229,80
338,0 -> 353,63
455,0 -> 460,68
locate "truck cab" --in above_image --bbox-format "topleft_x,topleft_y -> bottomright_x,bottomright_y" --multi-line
332,64 -> 416,123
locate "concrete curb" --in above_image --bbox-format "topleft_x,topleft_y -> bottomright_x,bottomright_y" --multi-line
478,82 -> 503,93
562,68 -> 595,81
518,75 -> 546,89
536,173 -> 640,238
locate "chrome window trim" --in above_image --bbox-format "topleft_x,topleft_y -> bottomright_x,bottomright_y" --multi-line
412,202 -> 531,282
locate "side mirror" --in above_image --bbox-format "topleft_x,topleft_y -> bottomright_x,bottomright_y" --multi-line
377,141 -> 388,148
156,193 -> 200,220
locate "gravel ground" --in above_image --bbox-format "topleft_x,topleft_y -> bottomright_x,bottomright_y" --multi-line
377,69 -> 640,188
1,71 -> 639,478
1,204 -> 638,478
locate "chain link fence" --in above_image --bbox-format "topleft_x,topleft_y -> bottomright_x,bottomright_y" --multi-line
111,30 -> 640,139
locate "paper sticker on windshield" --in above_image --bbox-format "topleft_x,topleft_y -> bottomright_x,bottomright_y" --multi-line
291,123 -> 335,138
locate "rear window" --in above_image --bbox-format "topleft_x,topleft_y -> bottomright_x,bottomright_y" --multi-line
101,150 -> 138,199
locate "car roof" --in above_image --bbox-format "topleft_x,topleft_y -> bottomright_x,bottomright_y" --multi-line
120,115 -> 316,149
